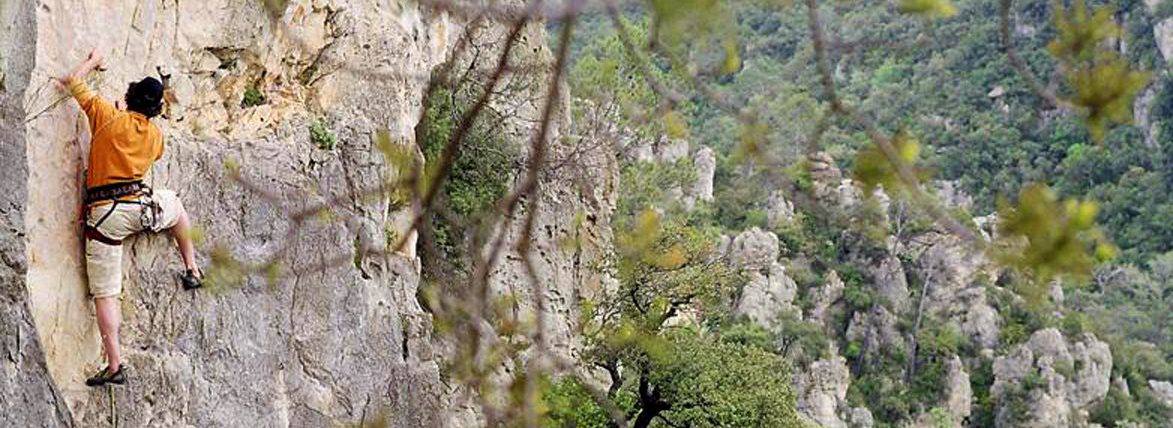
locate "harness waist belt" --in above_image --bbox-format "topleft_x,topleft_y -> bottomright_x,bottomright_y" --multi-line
84,226 -> 122,246
85,181 -> 145,205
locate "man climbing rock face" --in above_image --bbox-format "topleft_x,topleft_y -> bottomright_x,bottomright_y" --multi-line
58,49 -> 203,387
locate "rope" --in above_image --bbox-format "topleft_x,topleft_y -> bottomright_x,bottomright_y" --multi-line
24,72 -> 109,123
107,384 -> 119,428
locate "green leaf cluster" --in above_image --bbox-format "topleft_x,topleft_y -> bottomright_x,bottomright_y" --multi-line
995,184 -> 1116,306
1047,0 -> 1150,142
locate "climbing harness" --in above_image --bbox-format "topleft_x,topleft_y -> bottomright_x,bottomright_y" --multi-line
83,180 -> 162,245
83,180 -> 146,205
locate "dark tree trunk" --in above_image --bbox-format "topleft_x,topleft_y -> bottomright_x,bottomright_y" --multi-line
633,370 -> 667,428
632,408 -> 660,428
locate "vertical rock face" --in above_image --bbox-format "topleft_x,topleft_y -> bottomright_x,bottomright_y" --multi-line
1155,18 -> 1173,63
691,147 -> 715,202
991,329 -> 1112,428
0,0 -> 74,425
730,228 -> 799,327
736,263 -> 799,327
808,271 -> 844,327
1149,380 -> 1173,408
901,231 -> 999,350
794,356 -> 852,428
7,1 -> 611,426
766,190 -> 795,229
943,355 -> 973,425
729,227 -> 780,272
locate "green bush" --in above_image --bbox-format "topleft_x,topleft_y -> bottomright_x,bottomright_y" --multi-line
309,118 -> 336,150
775,311 -> 829,365
241,85 -> 265,107
419,86 -> 516,268
969,358 -> 997,427
720,320 -> 776,353
542,377 -> 617,428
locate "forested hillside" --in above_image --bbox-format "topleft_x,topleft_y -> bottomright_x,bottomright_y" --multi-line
544,0 -> 1173,426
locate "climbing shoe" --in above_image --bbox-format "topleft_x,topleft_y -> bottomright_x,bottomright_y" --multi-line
180,269 -> 202,290
85,365 -> 127,387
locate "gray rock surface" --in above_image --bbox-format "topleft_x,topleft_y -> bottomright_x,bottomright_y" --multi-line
794,355 -> 852,428
766,191 -> 795,229
901,231 -> 999,349
1149,380 -> 1173,408
809,152 -> 843,205
845,305 -> 905,351
1156,18 -> 1173,63
691,147 -> 715,202
992,329 -> 1112,428
870,255 -> 910,313
729,227 -> 780,272
0,0 -> 75,425
656,137 -> 690,162
847,407 -> 874,428
735,263 -> 798,327
809,271 -> 845,327
933,180 -> 973,211
8,1 -> 612,426
943,355 -> 973,425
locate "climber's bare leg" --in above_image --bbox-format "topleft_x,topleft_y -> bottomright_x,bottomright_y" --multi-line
94,297 -> 121,370
170,202 -> 199,275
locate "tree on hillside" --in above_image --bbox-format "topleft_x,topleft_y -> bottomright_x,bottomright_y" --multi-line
546,212 -> 803,428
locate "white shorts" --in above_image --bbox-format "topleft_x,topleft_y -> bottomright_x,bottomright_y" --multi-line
85,190 -> 183,298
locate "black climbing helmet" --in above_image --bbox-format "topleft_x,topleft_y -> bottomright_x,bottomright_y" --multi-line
126,77 -> 164,118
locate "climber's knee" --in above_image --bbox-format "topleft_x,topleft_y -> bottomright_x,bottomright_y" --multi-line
86,239 -> 123,298
150,189 -> 184,231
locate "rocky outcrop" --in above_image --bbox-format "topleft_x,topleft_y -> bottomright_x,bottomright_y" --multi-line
870,254 -> 910,312
808,152 -> 845,207
794,356 -> 852,428
691,147 -> 715,203
794,354 -> 874,428
9,1 -> 612,426
0,0 -> 75,425
729,227 -> 780,272
943,355 -> 973,425
1149,380 -> 1173,408
735,263 -> 799,327
809,271 -> 844,327
1155,18 -> 1173,63
991,329 -> 1112,427
657,137 -> 689,162
933,180 -> 973,211
766,190 -> 795,229
730,228 -> 800,327
845,304 -> 905,351
901,231 -> 999,349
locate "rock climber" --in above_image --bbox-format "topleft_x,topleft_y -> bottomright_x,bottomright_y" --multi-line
57,49 -> 203,387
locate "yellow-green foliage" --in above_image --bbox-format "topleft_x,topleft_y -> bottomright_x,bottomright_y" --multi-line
1046,0 -> 1118,63
645,330 -> 804,427
995,184 -> 1116,306
898,0 -> 958,19
1065,55 -> 1151,143
1047,0 -> 1150,142
612,211 -> 738,323
647,0 -> 741,75
852,132 -> 929,195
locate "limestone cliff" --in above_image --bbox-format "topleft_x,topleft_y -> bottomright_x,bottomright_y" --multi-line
1,0 -> 74,425
2,1 -> 613,426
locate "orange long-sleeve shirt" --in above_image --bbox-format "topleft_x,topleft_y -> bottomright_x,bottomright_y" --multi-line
67,78 -> 164,191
